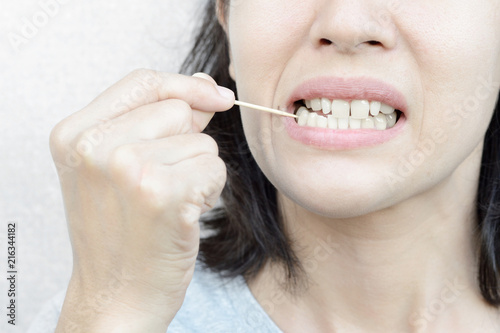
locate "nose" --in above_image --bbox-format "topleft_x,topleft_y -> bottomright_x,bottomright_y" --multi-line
309,1 -> 398,54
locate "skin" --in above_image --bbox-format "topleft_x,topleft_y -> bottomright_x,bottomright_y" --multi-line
51,0 -> 500,332
51,72 -> 235,332
222,0 -> 500,332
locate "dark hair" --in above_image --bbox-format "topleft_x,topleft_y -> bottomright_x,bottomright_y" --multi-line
478,97 -> 500,305
181,0 -> 500,304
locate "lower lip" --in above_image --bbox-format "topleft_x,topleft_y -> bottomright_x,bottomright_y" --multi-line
283,114 -> 407,150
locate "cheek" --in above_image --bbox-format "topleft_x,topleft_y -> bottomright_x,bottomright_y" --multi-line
403,2 -> 500,107
227,1 -> 311,102
400,1 -> 500,159
240,111 -> 284,170
240,112 -> 266,163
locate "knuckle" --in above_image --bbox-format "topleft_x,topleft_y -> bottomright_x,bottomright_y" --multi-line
201,154 -> 227,188
182,187 -> 208,217
212,157 -> 228,184
127,69 -> 161,91
138,166 -> 178,215
165,99 -> 193,130
139,173 -> 169,212
72,127 -> 103,168
211,155 -> 227,175
48,118 -> 73,158
167,98 -> 191,112
184,157 -> 226,213
128,68 -> 156,80
107,144 -> 139,179
193,133 -> 219,155
192,75 -> 214,95
178,200 -> 203,229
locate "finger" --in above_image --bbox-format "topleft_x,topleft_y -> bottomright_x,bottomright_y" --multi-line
192,72 -> 217,84
191,73 -> 219,131
95,96 -> 218,143
115,134 -> 219,167
162,153 -> 227,217
135,153 -> 227,225
93,70 -> 234,115
101,99 -> 195,142
70,70 -> 234,129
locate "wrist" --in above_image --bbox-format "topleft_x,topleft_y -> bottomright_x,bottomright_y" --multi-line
55,278 -> 177,333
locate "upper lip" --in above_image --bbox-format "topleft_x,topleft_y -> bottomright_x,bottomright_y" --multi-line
284,76 -> 408,114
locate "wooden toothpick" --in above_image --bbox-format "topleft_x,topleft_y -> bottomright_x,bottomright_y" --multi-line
235,100 -> 297,118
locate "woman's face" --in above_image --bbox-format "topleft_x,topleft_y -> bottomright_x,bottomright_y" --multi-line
224,0 -> 500,218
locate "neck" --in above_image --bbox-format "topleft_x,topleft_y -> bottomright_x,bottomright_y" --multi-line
248,145 -> 498,332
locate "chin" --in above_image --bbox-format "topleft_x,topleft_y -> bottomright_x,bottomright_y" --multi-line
276,174 -> 403,219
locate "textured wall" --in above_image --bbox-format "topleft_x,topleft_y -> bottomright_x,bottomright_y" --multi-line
0,1 -> 203,331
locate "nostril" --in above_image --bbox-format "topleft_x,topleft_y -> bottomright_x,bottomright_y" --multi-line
367,40 -> 382,46
319,38 -> 333,46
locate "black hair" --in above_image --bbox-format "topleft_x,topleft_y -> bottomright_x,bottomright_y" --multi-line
478,94 -> 500,305
181,0 -> 500,305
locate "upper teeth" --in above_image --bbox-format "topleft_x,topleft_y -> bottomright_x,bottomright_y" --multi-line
297,98 -> 398,130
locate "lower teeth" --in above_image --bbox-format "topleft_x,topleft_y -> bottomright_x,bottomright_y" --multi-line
295,107 -> 399,130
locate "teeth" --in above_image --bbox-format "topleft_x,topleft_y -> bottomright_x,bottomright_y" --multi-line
338,118 -> 349,130
370,101 -> 381,116
374,113 -> 388,130
303,99 -> 395,117
350,100 -> 370,119
295,99 -> 400,130
380,103 -> 395,115
307,113 -> 318,127
321,98 -> 331,115
349,118 -> 361,129
297,107 -> 309,126
386,112 -> 397,127
327,115 -> 338,129
332,100 -> 350,118
317,116 -> 328,128
297,106 -> 308,115
311,98 -> 322,111
295,109 -> 399,130
361,117 -> 375,129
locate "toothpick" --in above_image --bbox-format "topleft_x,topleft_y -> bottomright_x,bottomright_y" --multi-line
234,100 -> 297,118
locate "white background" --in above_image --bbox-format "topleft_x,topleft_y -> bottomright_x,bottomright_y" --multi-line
0,0 -> 202,331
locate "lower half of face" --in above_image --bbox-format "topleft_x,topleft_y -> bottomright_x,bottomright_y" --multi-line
227,0 -> 500,218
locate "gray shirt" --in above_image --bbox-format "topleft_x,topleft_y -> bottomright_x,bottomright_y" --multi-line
28,263 -> 282,332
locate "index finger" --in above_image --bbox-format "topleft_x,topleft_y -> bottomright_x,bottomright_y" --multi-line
82,69 -> 235,122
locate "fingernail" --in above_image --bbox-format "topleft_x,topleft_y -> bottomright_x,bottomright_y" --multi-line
192,72 -> 208,79
216,86 -> 235,100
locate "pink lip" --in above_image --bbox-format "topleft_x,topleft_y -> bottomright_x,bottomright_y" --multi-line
282,77 -> 408,150
284,76 -> 408,112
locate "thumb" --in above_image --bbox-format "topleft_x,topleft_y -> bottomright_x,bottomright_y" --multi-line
191,73 -> 234,132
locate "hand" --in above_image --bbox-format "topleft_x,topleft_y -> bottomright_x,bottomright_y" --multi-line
50,70 -> 234,332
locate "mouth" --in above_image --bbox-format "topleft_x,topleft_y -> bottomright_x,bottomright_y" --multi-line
282,77 -> 408,149
292,98 -> 402,130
